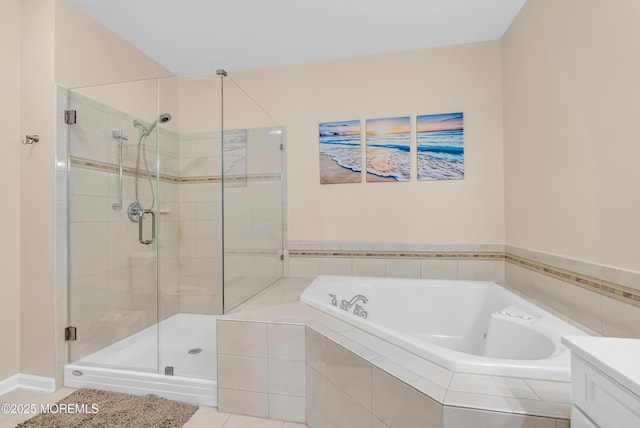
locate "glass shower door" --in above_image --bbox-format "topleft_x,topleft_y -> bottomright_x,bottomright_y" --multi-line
66,79 -> 161,373
222,76 -> 285,312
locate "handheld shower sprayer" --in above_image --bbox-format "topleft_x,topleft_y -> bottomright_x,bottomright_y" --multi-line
133,113 -> 172,137
128,113 -> 173,230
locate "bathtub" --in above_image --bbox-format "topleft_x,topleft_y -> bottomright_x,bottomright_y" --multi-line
300,275 -> 588,381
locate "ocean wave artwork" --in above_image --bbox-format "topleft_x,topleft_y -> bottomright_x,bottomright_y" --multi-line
319,120 -> 362,184
417,112 -> 464,180
366,116 -> 410,182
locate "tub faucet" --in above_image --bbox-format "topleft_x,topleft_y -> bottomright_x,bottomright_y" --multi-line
340,294 -> 368,311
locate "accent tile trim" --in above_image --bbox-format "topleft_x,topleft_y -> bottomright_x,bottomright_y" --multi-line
288,250 -> 504,260
288,242 -> 640,309
506,254 -> 640,309
70,156 -> 281,184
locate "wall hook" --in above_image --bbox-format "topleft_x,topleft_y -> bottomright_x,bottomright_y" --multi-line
22,135 -> 39,145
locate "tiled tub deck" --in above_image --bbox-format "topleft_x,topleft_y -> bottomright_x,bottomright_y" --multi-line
217,277 -> 575,428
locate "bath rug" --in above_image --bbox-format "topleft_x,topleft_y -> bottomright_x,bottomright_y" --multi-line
16,388 -> 198,428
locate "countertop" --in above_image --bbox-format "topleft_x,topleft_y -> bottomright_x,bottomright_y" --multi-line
561,335 -> 640,397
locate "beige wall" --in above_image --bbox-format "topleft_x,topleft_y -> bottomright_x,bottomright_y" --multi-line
20,0 -> 57,379
0,0 -> 22,381
502,0 -> 640,271
54,0 -> 174,89
229,42 -> 505,244
15,0 -> 172,380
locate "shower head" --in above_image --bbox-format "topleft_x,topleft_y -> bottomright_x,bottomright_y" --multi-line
133,113 -> 172,136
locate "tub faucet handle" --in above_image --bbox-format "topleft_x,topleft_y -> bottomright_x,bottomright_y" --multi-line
329,294 -> 337,306
354,304 -> 368,319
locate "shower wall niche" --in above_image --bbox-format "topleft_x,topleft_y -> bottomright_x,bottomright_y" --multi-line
63,73 -> 285,370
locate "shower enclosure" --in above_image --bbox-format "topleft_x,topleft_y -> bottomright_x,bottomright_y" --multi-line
60,73 -> 285,405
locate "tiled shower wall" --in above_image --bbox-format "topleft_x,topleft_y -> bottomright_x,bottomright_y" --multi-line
64,89 -> 182,360
179,132 -> 224,314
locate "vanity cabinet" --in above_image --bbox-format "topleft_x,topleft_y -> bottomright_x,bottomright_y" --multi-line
563,336 -> 640,428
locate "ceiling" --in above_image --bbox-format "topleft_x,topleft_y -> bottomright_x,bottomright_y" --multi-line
68,0 -> 527,76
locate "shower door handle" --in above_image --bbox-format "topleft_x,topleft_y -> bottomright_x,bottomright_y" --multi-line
139,209 -> 156,245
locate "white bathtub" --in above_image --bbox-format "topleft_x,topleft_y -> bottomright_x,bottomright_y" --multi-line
300,275 -> 588,381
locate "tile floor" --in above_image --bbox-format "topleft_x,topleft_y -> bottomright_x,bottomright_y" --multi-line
0,388 -> 308,428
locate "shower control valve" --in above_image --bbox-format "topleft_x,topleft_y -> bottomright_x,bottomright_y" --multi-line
128,202 -> 145,222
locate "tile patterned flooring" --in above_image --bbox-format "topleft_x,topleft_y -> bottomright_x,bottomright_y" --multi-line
0,388 -> 308,428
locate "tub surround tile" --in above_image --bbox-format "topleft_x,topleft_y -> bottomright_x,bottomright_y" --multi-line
457,260 -> 500,281
601,295 -> 640,338
268,324 -> 305,360
523,380 -> 571,403
325,341 -> 372,411
506,252 -> 640,311
560,282 -> 602,333
385,259 -> 421,278
329,334 -> 379,362
505,397 -> 570,419
409,377 -> 449,404
219,278 -> 583,425
371,416 -> 390,428
385,350 -> 453,389
217,320 -> 268,358
352,258 -> 386,277
218,389 -> 269,419
268,359 -> 306,396
372,366 -> 443,428
326,381 -> 372,428
443,406 -> 557,428
319,258 -> 352,276
420,259 -> 458,280
369,356 -> 422,388
306,328 -> 327,375
283,423 -> 310,428
444,390 -> 512,414
306,365 -> 327,418
288,241 -> 640,313
340,329 -> 399,358
448,374 -> 538,400
307,403 -> 335,428
289,258 -> 320,277
217,354 -> 268,393
269,394 -> 306,423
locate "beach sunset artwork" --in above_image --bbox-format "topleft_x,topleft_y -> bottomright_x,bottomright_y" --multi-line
319,120 -> 362,184
417,112 -> 464,180
365,116 -> 411,182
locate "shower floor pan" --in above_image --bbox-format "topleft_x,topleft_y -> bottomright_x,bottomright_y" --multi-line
64,313 -> 217,406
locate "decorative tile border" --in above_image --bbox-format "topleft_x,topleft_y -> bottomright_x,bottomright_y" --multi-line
288,244 -> 640,309
288,249 -> 504,260
70,156 -> 281,184
506,254 -> 640,308
70,157 -> 180,183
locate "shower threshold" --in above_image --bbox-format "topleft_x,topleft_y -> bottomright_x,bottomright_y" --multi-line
64,313 -> 217,406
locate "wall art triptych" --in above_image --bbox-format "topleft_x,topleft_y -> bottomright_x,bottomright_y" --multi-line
319,113 -> 464,184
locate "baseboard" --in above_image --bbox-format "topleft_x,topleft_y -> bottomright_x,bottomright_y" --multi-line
0,374 -> 56,396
